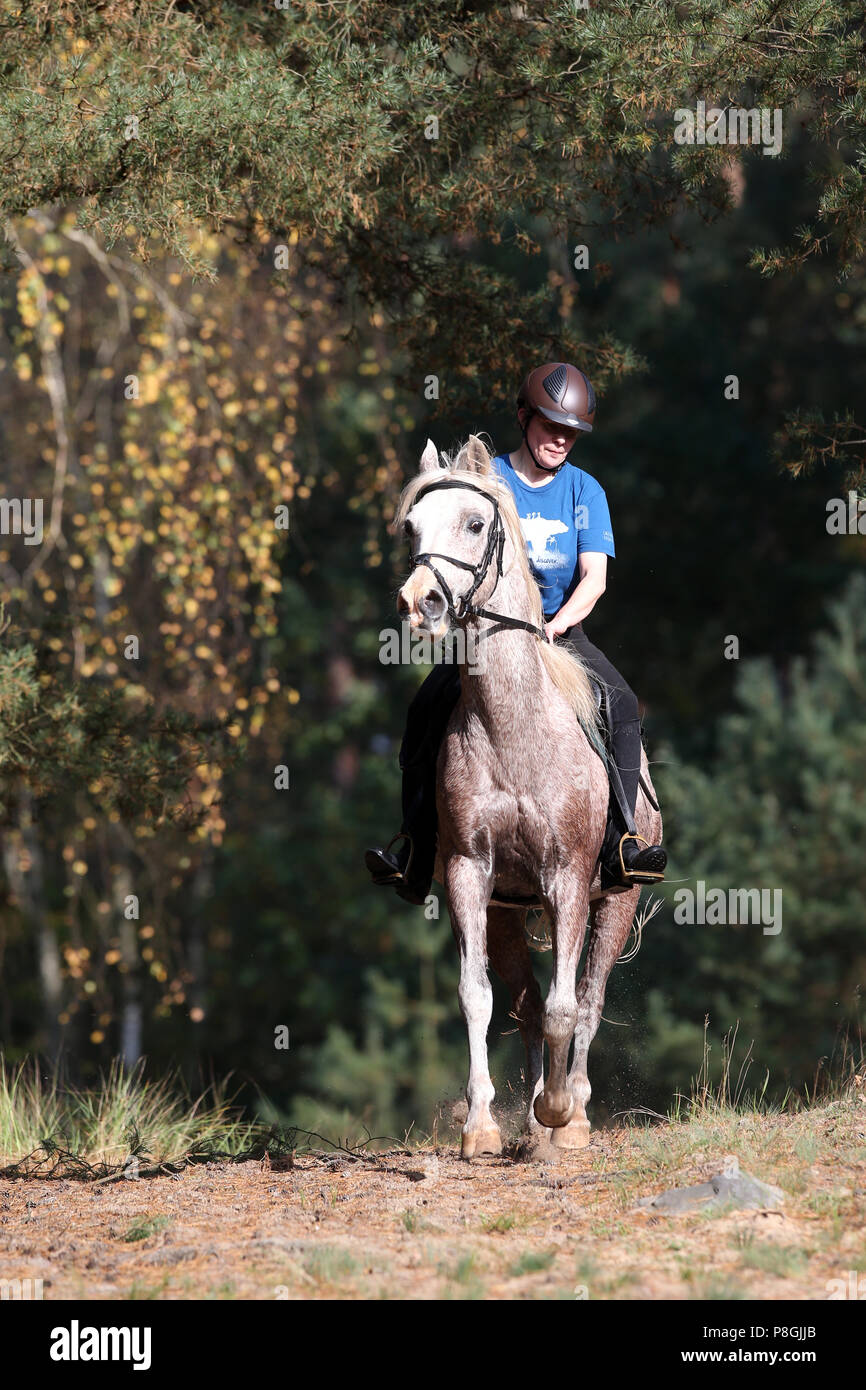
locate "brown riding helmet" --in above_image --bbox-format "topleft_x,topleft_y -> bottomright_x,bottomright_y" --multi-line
517,362 -> 596,433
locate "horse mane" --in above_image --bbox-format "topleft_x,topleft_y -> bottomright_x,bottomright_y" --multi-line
395,435 -> 607,753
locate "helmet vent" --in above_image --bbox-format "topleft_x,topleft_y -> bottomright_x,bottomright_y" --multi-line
580,370 -> 596,414
542,365 -> 567,402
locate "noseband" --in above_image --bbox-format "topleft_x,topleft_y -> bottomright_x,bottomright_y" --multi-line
408,477 -> 546,640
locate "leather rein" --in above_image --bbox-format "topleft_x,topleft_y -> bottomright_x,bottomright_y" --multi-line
408,476 -> 547,640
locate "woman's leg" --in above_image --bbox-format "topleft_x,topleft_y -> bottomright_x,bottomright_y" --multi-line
563,626 -> 642,816
399,662 -> 461,888
366,660 -> 462,901
562,624 -> 665,885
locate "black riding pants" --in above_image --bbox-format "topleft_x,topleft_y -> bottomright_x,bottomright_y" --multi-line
398,623 -> 643,887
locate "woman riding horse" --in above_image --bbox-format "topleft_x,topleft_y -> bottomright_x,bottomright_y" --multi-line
365,361 -> 666,902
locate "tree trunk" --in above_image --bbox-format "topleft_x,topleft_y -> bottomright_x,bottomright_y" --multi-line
1,788 -> 63,1059
112,850 -> 142,1068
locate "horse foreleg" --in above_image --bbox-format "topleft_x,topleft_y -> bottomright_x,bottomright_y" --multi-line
551,887 -> 640,1148
447,854 -> 501,1159
534,884 -> 590,1129
485,906 -> 548,1144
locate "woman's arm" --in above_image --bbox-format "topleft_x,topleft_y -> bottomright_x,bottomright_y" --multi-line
544,552 -> 607,641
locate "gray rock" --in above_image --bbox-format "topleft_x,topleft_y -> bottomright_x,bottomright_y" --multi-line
636,1155 -> 784,1214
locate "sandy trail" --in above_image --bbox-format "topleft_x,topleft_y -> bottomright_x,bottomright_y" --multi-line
2,1105 -> 863,1300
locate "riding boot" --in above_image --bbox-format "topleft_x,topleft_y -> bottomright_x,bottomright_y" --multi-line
598,714 -> 667,891
599,820 -> 667,892
364,832 -> 428,905
364,751 -> 437,905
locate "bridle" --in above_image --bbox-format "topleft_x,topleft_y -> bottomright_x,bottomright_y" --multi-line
407,476 -> 547,640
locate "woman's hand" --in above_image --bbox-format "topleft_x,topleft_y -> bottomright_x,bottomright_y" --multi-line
544,612 -> 573,644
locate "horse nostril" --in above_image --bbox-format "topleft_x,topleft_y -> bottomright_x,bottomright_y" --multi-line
397,592 -> 410,616
422,589 -> 444,614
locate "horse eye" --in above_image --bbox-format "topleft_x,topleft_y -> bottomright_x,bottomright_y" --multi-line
468,517 -> 484,535
403,519 -> 414,538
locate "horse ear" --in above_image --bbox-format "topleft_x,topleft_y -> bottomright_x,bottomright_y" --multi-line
419,438 -> 444,474
465,434 -> 492,475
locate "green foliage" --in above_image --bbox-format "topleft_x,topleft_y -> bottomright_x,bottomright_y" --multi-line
600,575 -> 866,1112
1,1 -> 865,411
772,409 -> 866,493
0,0 -> 863,1140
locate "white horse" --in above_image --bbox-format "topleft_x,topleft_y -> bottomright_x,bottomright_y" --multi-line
396,436 -> 662,1157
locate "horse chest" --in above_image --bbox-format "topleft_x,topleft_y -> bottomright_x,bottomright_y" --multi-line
443,777 -> 552,860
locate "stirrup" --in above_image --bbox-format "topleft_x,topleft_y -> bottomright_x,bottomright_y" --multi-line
373,831 -> 428,906
387,831 -> 413,874
618,832 -> 666,884
367,831 -> 414,884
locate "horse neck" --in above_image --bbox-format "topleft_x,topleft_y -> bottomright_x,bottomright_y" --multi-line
457,561 -> 550,732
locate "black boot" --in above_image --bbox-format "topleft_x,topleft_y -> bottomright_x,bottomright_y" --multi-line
364,833 -> 429,906
594,699 -> 666,891
600,830 -> 666,892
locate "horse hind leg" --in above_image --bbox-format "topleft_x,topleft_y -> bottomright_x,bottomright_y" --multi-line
550,886 -> 641,1149
485,906 -> 550,1149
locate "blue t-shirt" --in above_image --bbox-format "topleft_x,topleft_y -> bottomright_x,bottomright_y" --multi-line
490,453 -> 615,618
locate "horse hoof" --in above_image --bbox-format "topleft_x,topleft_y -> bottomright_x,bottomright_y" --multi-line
533,1092 -> 575,1129
461,1126 -> 502,1160
550,1117 -> 591,1149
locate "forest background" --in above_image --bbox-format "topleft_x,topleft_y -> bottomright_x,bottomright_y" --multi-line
0,0 -> 864,1140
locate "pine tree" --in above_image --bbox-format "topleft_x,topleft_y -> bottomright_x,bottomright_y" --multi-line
600,574 -> 866,1112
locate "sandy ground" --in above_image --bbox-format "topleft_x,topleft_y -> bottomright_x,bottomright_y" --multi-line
2,1099 -> 864,1301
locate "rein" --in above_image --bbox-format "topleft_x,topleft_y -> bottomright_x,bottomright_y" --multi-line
409,476 -> 547,641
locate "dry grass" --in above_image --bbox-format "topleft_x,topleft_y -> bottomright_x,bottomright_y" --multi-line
0,1056 -> 262,1177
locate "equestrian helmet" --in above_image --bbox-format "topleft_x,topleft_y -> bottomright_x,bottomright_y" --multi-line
516,362 -> 596,433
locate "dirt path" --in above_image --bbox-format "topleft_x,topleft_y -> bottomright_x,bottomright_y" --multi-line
2,1101 -> 864,1300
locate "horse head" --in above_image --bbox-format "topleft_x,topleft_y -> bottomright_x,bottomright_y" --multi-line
395,435 -> 514,638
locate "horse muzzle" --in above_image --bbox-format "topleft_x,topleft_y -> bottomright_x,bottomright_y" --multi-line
397,568 -> 450,636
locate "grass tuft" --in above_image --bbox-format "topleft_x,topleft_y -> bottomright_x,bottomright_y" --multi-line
480,1211 -> 518,1233
0,1054 -> 265,1179
667,1018 -> 865,1128
509,1248 -> 556,1276
121,1214 -> 171,1243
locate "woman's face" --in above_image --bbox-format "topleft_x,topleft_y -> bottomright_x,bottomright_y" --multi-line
521,409 -> 579,468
